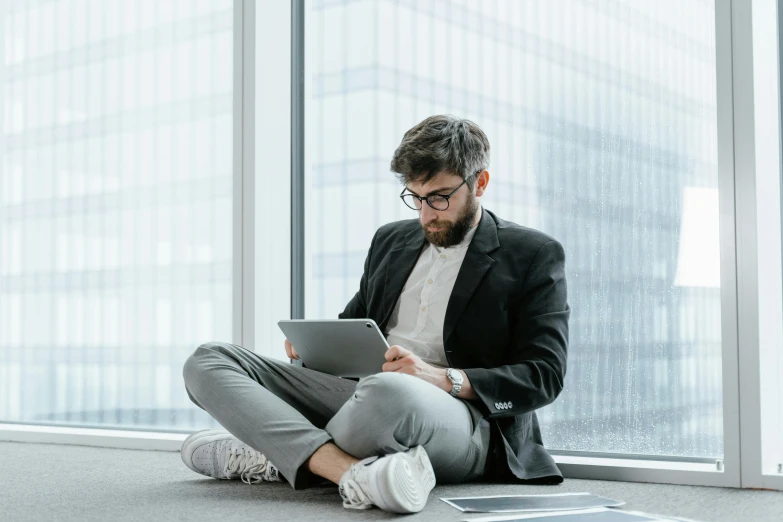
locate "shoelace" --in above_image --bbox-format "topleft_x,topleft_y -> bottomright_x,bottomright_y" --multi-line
222,442 -> 277,485
339,479 -> 372,509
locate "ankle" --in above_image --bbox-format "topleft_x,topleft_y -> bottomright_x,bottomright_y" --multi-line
306,442 -> 359,484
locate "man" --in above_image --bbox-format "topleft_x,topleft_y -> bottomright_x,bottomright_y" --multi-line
181,115 -> 569,514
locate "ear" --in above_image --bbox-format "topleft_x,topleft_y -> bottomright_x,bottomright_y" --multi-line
474,170 -> 490,197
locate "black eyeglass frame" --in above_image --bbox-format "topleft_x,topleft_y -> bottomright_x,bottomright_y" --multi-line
399,170 -> 481,211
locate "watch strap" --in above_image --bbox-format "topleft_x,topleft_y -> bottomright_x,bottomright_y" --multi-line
447,368 -> 462,397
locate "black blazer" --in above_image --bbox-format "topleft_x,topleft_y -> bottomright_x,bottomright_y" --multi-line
338,207 -> 570,484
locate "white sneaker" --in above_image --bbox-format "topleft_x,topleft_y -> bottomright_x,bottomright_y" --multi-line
338,445 -> 436,513
181,429 -> 283,484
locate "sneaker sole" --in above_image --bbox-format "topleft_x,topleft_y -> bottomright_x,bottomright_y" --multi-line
409,446 -> 436,492
180,428 -> 233,478
382,446 -> 437,513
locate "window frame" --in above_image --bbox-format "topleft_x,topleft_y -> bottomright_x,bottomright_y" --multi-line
3,0 -> 783,492
0,0 -> 273,444
734,0 -> 783,492
292,0 -> 744,489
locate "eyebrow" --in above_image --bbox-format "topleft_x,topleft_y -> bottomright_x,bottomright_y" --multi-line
404,185 -> 457,197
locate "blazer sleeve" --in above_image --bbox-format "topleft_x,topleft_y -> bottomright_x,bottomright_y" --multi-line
338,229 -> 379,320
463,239 -> 569,419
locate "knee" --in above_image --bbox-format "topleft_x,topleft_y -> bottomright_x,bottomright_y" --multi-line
356,372 -> 414,396
182,341 -> 223,390
332,373 -> 439,452
193,341 -> 225,355
353,372 -> 426,419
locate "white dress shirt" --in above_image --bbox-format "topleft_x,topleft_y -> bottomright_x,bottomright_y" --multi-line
385,220 -> 479,368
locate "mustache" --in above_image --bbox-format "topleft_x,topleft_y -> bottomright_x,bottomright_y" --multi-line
423,219 -> 449,227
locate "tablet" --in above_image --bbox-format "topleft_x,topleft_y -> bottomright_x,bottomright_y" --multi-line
277,319 -> 390,378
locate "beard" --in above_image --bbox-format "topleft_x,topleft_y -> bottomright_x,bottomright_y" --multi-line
421,192 -> 480,248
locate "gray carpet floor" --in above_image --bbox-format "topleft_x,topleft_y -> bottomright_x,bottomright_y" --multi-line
1,441 -> 782,521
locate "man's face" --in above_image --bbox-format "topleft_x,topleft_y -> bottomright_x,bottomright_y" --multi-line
404,172 -> 481,248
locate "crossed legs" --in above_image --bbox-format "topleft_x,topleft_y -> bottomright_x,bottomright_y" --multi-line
182,341 -> 487,489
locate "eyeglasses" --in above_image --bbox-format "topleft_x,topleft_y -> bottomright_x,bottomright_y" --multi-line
399,171 -> 479,211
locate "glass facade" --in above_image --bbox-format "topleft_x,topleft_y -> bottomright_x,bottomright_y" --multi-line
0,0 -> 232,431
305,0 -> 723,458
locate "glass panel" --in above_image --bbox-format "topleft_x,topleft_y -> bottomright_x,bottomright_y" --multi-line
0,0 -> 233,432
751,0 -> 783,475
305,0 -> 723,458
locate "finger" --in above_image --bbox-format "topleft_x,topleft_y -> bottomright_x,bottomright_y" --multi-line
383,355 -> 415,372
385,345 -> 410,362
393,365 -> 415,375
285,339 -> 300,360
382,360 -> 404,372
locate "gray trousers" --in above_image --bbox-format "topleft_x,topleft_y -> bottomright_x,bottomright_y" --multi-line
182,341 -> 491,490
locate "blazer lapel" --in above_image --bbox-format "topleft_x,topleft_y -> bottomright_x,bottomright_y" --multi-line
378,225 -> 427,331
443,208 -> 500,346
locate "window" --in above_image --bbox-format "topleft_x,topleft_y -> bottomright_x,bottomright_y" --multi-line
0,0 -> 779,491
304,0 -> 723,459
749,0 -> 783,477
0,0 -> 233,431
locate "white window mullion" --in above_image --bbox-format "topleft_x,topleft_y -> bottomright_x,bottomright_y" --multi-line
733,0 -> 783,491
253,0 -> 292,359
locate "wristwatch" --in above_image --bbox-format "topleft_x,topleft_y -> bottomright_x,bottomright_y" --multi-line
446,368 -> 464,397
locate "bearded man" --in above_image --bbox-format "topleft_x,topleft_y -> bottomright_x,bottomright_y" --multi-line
180,115 -> 570,515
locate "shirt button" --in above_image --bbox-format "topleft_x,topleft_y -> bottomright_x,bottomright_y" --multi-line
420,306 -> 426,312
426,279 -> 433,285
440,254 -> 447,259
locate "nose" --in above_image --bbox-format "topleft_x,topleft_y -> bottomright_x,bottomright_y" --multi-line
419,203 -> 438,224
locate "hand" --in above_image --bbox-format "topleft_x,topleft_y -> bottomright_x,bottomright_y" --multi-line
382,345 -> 448,390
284,338 -> 300,360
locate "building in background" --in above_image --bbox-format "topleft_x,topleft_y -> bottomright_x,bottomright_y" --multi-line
305,0 -> 722,459
0,0 -> 723,458
0,0 -> 234,431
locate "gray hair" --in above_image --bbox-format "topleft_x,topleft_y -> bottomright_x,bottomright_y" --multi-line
390,115 -> 490,189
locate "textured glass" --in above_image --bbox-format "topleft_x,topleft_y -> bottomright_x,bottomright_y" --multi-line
305,0 -> 723,458
0,0 -> 232,431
